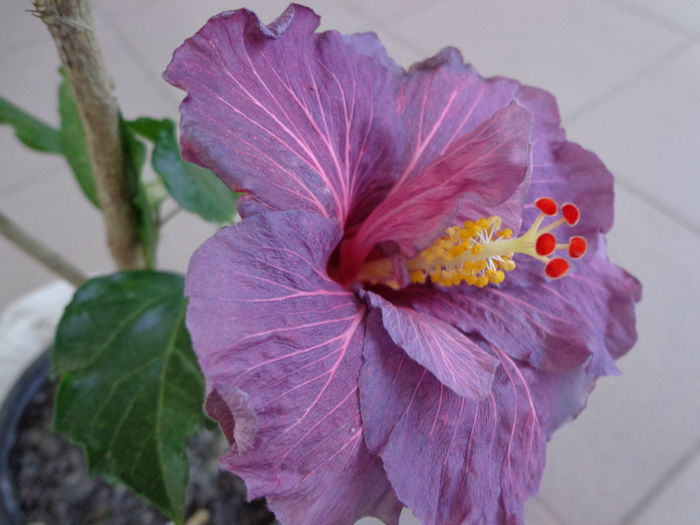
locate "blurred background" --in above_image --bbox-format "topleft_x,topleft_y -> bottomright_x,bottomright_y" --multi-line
1,0 -> 698,524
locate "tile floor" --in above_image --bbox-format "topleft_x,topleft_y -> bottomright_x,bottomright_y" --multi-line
1,0 -> 699,524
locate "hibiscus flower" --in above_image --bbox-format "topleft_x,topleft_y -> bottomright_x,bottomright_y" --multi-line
165,4 -> 641,525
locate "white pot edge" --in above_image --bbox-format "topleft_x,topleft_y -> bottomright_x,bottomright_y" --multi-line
0,281 -> 75,404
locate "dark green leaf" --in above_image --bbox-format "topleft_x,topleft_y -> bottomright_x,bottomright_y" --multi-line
120,118 -> 158,269
0,95 -> 62,153
58,70 -> 100,207
53,272 -> 204,524
129,118 -> 237,223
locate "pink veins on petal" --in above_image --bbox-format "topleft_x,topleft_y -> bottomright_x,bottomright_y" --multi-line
169,4 -> 641,525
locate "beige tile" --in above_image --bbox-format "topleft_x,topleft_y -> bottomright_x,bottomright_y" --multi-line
339,0 -> 441,25
0,10 -> 177,199
631,446 -> 700,525
0,41 -> 64,192
0,128 -> 65,195
157,207 -> 220,274
525,497 -> 563,525
605,0 -> 700,36
567,43 -> 700,233
92,0 -> 422,85
90,13 -> 181,121
536,184 -> 700,525
353,496 -> 561,524
0,166 -> 111,313
0,43 -> 61,125
387,0 -> 683,116
0,226 -> 57,315
355,506 -> 421,525
0,0 -> 54,57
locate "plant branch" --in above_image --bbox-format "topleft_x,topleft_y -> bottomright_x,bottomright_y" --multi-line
32,0 -> 145,270
0,209 -> 87,286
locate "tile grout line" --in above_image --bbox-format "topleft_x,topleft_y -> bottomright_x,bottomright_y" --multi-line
620,438 -> 700,524
598,0 -> 700,39
562,36 -> 700,240
564,38 -> 696,124
0,8 -> 50,59
615,175 -> 700,239
533,495 -> 566,525
90,3 -> 181,110
348,0 -> 454,28
333,2 -> 426,63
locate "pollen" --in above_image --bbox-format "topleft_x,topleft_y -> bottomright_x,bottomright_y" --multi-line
404,197 -> 588,287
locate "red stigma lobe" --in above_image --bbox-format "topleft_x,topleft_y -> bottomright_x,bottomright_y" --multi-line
535,197 -> 558,216
535,233 -> 556,256
545,258 -> 570,279
561,203 -> 580,225
568,236 -> 587,259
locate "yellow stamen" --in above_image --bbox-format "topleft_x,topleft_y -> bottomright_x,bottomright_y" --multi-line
355,198 -> 585,288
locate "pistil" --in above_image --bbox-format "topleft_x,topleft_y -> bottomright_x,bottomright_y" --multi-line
357,197 -> 587,289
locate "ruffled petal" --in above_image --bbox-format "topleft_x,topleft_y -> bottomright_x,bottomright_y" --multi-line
505,85 -> 615,284
360,312 -> 545,525
391,237 -> 640,373
185,210 -> 401,525
165,5 -> 403,226
341,102 -> 531,281
456,84 -> 565,230
396,48 -> 523,184
363,290 -> 498,400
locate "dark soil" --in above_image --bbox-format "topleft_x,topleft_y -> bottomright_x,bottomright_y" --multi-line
9,380 -> 277,525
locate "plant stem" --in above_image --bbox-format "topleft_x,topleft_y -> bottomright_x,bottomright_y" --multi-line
0,209 -> 87,286
32,0 -> 145,270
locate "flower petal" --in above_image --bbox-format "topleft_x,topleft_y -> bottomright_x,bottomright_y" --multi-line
394,236 -> 640,373
363,290 -> 497,400
396,48 -> 523,183
341,102 -> 531,280
185,210 -> 401,525
165,5 -> 403,226
505,85 -> 615,283
360,312 -> 545,525
456,84 -> 564,232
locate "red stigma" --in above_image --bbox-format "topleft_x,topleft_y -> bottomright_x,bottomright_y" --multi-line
535,197 -> 558,216
545,258 -> 569,279
535,233 -> 556,256
568,236 -> 587,259
561,203 -> 580,225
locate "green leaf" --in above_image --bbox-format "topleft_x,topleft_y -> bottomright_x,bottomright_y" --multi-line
120,118 -> 158,269
53,271 -> 204,524
58,69 -> 100,207
129,118 -> 237,223
0,95 -> 62,153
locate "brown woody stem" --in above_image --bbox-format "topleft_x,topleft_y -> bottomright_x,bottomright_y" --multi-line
33,0 -> 145,270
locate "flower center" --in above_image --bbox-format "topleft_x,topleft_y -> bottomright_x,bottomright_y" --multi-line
357,197 -> 587,289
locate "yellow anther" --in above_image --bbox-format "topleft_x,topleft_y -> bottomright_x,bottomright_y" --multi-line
491,270 -> 505,284
501,259 -> 516,271
403,214 -> 520,288
449,245 -> 463,258
410,270 -> 426,284
356,197 -> 586,289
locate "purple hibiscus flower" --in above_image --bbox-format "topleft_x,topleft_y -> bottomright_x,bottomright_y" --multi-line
165,4 -> 641,525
